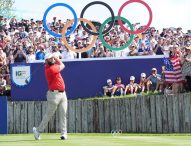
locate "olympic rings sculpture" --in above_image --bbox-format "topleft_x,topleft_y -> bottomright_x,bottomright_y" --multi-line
43,0 -> 153,52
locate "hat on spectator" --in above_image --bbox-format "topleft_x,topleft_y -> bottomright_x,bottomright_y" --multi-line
152,68 -> 157,71
141,73 -> 146,78
107,79 -> 112,83
130,76 -> 135,81
186,46 -> 191,50
44,53 -> 53,60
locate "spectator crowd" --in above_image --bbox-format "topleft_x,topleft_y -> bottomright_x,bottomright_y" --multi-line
0,15 -> 191,96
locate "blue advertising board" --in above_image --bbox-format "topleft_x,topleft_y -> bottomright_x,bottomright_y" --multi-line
11,56 -> 163,101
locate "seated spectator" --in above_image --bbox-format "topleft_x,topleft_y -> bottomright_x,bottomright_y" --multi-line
103,79 -> 114,97
112,77 -> 125,96
125,76 -> 138,95
138,73 -> 147,93
147,68 -> 162,93
0,75 -> 6,95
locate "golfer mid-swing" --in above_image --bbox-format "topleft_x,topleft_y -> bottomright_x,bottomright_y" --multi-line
33,53 -> 68,140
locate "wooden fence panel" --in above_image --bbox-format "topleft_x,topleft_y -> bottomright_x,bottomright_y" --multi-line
8,102 -> 14,134
125,98 -> 131,132
8,93 -> 191,134
173,95 -> 180,132
156,95 -> 162,133
81,100 -> 88,133
75,100 -> 82,133
20,102 -> 28,133
150,96 -> 156,132
167,96 -> 174,133
104,99 -> 110,133
98,99 -> 105,133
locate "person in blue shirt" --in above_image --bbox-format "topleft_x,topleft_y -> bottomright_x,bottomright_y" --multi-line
36,45 -> 45,60
146,68 -> 162,93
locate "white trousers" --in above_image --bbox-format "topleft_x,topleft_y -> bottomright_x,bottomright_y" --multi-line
37,91 -> 68,135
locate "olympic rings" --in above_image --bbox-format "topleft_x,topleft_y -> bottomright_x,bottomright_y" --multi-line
118,0 -> 153,34
99,16 -> 134,51
43,1 -> 153,52
80,1 -> 115,36
62,18 -> 97,53
43,3 -> 78,38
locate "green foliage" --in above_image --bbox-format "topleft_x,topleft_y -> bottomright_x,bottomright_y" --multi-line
0,0 -> 15,18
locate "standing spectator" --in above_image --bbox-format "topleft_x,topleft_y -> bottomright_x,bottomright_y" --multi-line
26,47 -> 36,63
36,45 -> 45,60
61,48 -> 76,59
13,44 -> 26,63
0,46 -> 6,65
182,46 -> 191,91
153,37 -> 164,55
0,75 -> 6,95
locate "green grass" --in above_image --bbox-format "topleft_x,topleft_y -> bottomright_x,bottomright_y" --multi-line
0,133 -> 191,146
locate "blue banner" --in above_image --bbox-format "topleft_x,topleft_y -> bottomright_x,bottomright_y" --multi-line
0,96 -> 8,134
11,57 -> 163,101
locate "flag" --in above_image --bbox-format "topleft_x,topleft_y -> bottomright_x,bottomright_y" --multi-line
163,57 -> 183,83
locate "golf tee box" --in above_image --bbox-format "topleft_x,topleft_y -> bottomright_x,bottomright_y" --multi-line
0,96 -> 8,134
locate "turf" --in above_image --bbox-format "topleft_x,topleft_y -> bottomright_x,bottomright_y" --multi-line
0,133 -> 191,146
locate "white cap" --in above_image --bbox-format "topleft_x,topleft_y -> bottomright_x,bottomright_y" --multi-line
141,73 -> 146,78
152,68 -> 157,71
130,76 -> 135,81
44,53 -> 53,60
107,79 -> 112,83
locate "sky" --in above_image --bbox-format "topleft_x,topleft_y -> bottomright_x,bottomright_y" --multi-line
13,0 -> 191,32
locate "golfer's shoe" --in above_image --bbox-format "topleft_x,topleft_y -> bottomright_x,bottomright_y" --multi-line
60,134 -> 67,140
33,127 -> 41,140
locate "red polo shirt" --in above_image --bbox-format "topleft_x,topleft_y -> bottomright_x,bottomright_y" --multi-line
45,64 -> 65,91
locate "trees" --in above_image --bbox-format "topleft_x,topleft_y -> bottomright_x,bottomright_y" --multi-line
0,0 -> 15,18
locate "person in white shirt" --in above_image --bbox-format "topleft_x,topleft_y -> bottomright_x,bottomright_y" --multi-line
61,47 -> 76,59
26,48 -> 36,63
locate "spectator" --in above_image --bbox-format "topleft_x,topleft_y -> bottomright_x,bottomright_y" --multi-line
0,75 -> 6,95
124,76 -> 138,95
0,46 -> 6,65
147,68 -> 162,93
112,77 -> 125,96
182,46 -> 191,91
36,45 -> 45,60
129,44 -> 138,56
13,44 -> 26,63
153,37 -> 164,55
26,47 -> 36,63
103,79 -> 114,97
61,48 -> 76,59
138,73 -> 147,93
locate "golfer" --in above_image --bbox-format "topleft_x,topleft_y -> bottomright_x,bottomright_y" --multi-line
33,53 -> 68,140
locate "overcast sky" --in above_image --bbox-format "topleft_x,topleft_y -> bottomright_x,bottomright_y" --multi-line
13,0 -> 191,32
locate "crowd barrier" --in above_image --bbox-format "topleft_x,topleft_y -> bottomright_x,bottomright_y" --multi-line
11,56 -> 163,101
